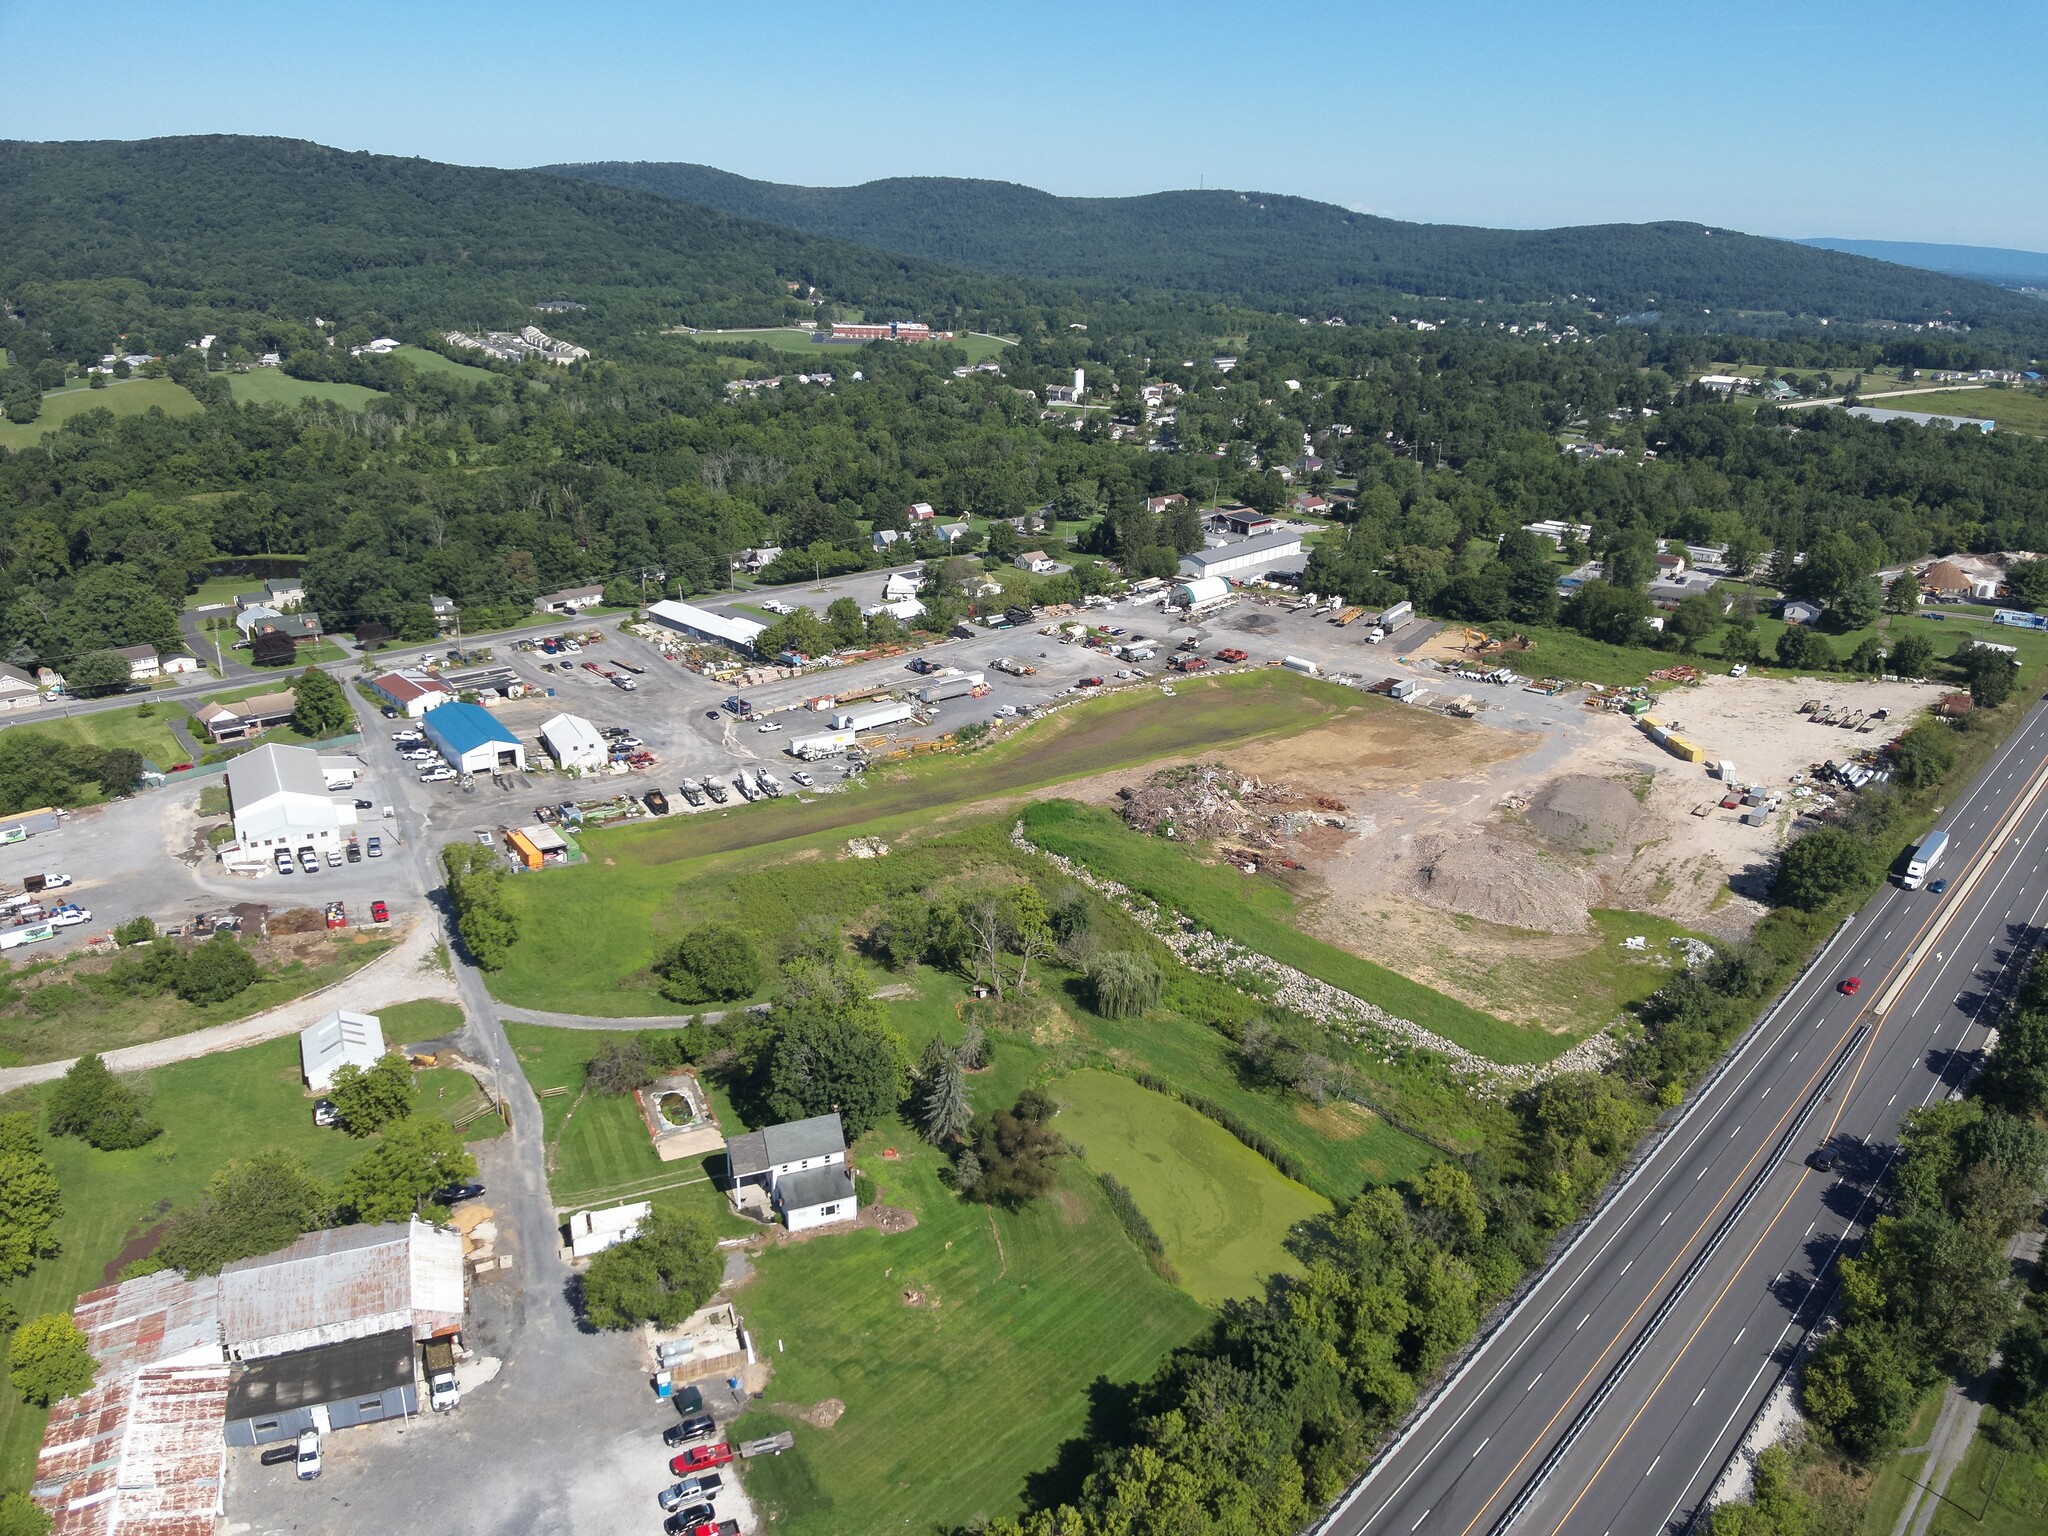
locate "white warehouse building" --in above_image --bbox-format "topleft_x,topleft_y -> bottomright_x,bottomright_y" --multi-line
540,712 -> 608,772
227,743 -> 356,864
647,599 -> 767,653
1177,529 -> 1305,581
299,1008 -> 386,1093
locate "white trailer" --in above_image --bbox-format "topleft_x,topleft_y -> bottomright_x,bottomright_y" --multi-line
1376,600 -> 1414,629
830,701 -> 917,733
918,672 -> 986,704
0,923 -> 54,952
788,729 -> 858,760
1282,655 -> 1321,676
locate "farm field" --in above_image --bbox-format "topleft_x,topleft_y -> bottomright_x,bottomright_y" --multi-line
1865,387 -> 2048,436
1053,1070 -> 1327,1305
724,1113 -> 1208,1536
1022,799 -> 1551,1064
395,344 -> 504,384
0,378 -> 202,451
674,326 -> 1012,365
226,370 -> 386,409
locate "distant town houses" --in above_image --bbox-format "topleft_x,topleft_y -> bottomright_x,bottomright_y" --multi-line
725,376 -> 782,396
442,325 -> 589,366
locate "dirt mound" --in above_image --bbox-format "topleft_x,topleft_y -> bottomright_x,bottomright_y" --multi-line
1118,762 -> 1340,847
267,906 -> 327,935
772,1398 -> 847,1428
1407,833 -> 1599,933
1525,774 -> 1639,852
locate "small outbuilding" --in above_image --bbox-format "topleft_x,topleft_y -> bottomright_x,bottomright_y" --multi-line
566,1201 -> 650,1259
540,712 -> 607,772
299,1009 -> 385,1093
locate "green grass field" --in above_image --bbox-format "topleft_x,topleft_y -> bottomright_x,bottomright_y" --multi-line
0,937 -> 392,1066
183,566 -> 307,610
489,673 -> 1357,1014
0,378 -> 203,451
3,702 -> 188,771
393,344 -> 504,385
1863,388 -> 2048,437
1054,1070 -> 1327,1305
674,327 -> 1012,365
499,1024 -> 748,1225
722,1110 -> 1207,1535
226,370 -> 386,410
1925,1409 -> 2048,1535
1023,799 -> 1557,1065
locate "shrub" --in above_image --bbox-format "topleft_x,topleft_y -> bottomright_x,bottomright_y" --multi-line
174,932 -> 259,1004
579,1207 -> 722,1330
654,922 -> 761,1003
46,1055 -> 160,1151
587,1038 -> 655,1095
1087,950 -> 1163,1019
8,1313 -> 94,1405
327,1053 -> 416,1136
112,916 -> 156,947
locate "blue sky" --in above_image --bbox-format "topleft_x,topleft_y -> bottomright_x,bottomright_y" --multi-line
4,0 -> 2044,247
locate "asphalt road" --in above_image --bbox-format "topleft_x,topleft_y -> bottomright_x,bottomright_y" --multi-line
1323,698 -> 2048,1536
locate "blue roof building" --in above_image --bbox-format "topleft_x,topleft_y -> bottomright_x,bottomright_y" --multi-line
421,701 -> 525,775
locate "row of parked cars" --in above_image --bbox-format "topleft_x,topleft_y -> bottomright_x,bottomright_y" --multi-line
657,1403 -> 735,1534
272,834 -> 382,875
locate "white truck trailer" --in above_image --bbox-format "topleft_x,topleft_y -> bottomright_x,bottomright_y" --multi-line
830,701 -> 917,733
918,672 -> 986,704
1903,829 -> 1949,890
788,729 -> 858,760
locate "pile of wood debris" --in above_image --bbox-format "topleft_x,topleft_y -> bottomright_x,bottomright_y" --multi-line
1118,762 -> 1343,846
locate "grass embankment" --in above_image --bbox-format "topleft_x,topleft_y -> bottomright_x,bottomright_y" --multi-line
1021,799 -> 1557,1066
490,673 -> 1358,1012
1923,1408 -> 2048,1534
225,371 -> 386,410
1054,1070 -> 1326,1305
0,1032 -> 494,1486
394,345 -> 503,385
725,1106 -> 1208,1536
0,378 -> 201,451
6,703 -> 188,770
0,936 -> 394,1065
1864,388 -> 2048,436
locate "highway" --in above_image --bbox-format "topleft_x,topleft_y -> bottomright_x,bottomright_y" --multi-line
1322,699 -> 2048,1536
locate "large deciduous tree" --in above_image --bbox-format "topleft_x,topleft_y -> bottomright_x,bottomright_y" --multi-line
579,1206 -> 722,1330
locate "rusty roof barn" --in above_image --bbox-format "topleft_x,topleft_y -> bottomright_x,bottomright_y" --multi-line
220,1219 -> 464,1361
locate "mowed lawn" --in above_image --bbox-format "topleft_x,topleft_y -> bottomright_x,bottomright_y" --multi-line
489,672 -> 1359,1014
394,345 -> 503,385
723,1117 -> 1207,1535
226,370 -> 386,409
1022,799 -> 1553,1066
0,378 -> 202,451
499,1023 -> 748,1228
3,703 -> 187,770
1054,1070 -> 1328,1305
1861,388 -> 2048,436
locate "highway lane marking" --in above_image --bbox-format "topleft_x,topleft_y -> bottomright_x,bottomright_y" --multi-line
1322,717 -> 2048,1536
1473,1439 -> 1490,1458
1619,1261 -> 1631,1276
1526,1373 -> 1541,1392
1577,1314 -> 1590,1331
1494,735 -> 2048,1536
1567,766 -> 2048,1536
1413,1514 -> 1430,1531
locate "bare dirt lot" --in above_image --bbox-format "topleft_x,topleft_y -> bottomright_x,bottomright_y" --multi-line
1060,671 -> 1947,1033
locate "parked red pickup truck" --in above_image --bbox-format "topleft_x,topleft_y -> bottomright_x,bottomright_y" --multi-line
1215,648 -> 1248,663
1171,656 -> 1209,672
671,1443 -> 735,1475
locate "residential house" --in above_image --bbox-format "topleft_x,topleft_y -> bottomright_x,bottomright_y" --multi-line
262,579 -> 305,609
737,546 -> 783,573
0,664 -> 40,713
195,689 -> 297,743
724,1112 -> 856,1232
533,584 -> 604,616
1292,494 -> 1329,515
235,607 -> 322,644
1295,454 -> 1325,475
429,595 -> 459,631
1654,552 -> 1688,579
368,670 -> 455,719
113,644 -> 161,681
872,528 -> 906,553
933,521 -> 973,545
299,1009 -> 385,1093
1014,550 -> 1059,575
1144,493 -> 1187,515
1778,599 -> 1823,626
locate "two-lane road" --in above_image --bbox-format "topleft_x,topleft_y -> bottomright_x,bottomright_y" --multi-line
1325,700 -> 2048,1536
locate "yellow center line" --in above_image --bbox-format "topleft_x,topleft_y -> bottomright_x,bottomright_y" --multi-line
1456,742 -> 2048,1535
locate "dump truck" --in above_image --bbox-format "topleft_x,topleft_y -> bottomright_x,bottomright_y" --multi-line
422,1338 -> 459,1412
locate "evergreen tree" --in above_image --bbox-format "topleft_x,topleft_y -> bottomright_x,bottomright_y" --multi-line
915,1052 -> 972,1146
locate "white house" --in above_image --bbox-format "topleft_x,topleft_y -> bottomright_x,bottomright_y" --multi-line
299,1009 -> 385,1093
882,571 -> 922,601
368,669 -> 456,719
534,584 -> 605,616
113,644 -> 161,681
227,743 -> 355,860
566,1201 -> 650,1259
725,1112 -> 856,1232
863,596 -> 925,622
1014,551 -> 1059,575
540,712 -> 608,772
0,664 -> 42,713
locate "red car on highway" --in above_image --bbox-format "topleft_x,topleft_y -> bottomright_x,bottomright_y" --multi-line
670,1443 -> 734,1475
1838,976 -> 1862,995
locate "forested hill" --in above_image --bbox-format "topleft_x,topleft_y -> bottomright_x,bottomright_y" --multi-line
0,136 -> 1042,348
545,160 -> 2044,336
1798,238 -> 2048,291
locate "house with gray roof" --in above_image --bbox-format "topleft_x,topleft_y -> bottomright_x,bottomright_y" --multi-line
724,1112 -> 856,1232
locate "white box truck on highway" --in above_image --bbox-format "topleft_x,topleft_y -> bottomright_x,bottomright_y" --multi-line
1903,830 -> 1948,890
830,701 -> 916,733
